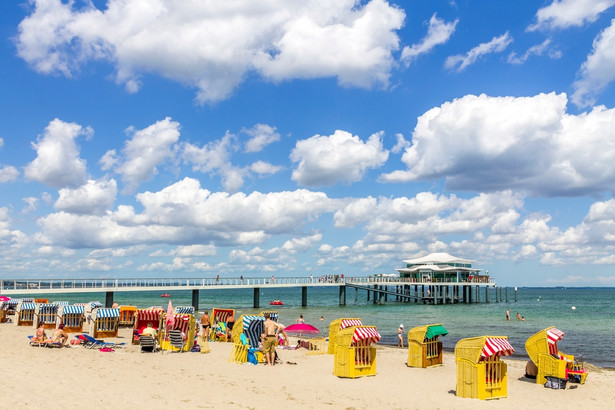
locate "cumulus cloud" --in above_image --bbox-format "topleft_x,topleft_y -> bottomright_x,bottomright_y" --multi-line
250,161 -> 283,175
401,13 -> 458,65
16,0 -> 405,104
572,19 -> 615,107
380,92 -> 615,197
0,165 -> 19,183
24,118 -> 90,188
104,117 -> 180,194
244,124 -> 280,153
445,32 -> 512,71
54,178 -> 117,215
507,38 -> 561,64
291,130 -> 389,186
528,0 -> 615,31
36,177 -> 337,248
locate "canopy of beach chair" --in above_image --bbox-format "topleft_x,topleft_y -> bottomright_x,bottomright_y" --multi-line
425,324 -> 448,339
481,337 -> 514,358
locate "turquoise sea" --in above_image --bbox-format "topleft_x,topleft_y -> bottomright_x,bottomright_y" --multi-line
8,286 -> 614,368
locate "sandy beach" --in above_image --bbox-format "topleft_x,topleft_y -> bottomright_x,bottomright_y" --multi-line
1,322 -> 613,410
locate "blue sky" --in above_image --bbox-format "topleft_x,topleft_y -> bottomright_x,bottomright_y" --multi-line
1,0 -> 615,286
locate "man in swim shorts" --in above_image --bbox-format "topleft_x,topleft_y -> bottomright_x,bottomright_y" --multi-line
263,313 -> 278,366
200,311 -> 210,339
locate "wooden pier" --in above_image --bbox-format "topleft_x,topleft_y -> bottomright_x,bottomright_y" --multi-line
0,277 -> 514,309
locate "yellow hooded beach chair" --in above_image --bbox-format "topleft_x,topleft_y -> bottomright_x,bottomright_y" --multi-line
525,326 -> 588,385
455,335 -> 513,400
327,318 -> 362,354
407,323 -> 448,368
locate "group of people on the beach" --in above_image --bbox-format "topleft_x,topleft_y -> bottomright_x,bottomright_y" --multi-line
199,310 -> 236,342
32,322 -> 68,346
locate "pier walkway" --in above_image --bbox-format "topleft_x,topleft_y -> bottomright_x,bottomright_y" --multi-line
1,276 -> 513,308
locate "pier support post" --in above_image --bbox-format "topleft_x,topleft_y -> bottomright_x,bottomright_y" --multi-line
253,287 -> 260,308
302,286 -> 308,307
485,286 -> 489,303
355,288 -> 358,302
105,291 -> 114,308
475,286 -> 479,303
515,287 -> 518,302
505,287 -> 508,302
192,289 -> 199,311
339,285 -> 346,306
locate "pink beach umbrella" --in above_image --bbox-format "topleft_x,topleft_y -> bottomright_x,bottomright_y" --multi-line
165,299 -> 175,331
284,323 -> 320,336
0,296 -> 10,302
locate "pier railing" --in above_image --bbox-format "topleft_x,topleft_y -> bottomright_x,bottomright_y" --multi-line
0,275 -> 495,294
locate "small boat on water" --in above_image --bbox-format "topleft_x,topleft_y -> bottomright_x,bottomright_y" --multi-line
269,300 -> 283,306
161,294 -> 170,298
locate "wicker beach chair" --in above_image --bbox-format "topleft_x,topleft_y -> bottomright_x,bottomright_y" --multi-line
407,324 -> 448,368
333,325 -> 380,378
328,318 -> 362,354
525,326 -> 588,385
455,335 -> 514,400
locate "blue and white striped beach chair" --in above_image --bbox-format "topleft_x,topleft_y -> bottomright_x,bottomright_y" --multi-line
15,302 -> 37,326
34,304 -> 59,329
90,308 -> 120,338
58,305 -> 85,333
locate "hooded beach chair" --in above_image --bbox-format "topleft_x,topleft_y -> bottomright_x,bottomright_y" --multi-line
407,324 -> 448,368
89,308 -> 120,338
228,314 -> 265,364
118,306 -> 137,327
210,308 -> 235,342
56,305 -> 85,333
14,301 -> 37,326
525,326 -> 588,385
158,313 -> 196,352
33,303 -> 59,329
132,308 -> 164,344
328,318 -> 362,354
455,336 -> 514,400
333,325 -> 380,378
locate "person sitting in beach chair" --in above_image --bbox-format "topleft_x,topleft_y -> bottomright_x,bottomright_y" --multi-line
33,323 -> 47,343
45,324 -> 68,346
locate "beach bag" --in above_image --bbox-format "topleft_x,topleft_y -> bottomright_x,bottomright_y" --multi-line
568,373 -> 582,383
544,376 -> 567,389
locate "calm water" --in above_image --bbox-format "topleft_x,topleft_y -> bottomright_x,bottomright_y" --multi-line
8,286 -> 615,367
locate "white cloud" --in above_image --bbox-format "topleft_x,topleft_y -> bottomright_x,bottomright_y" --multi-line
107,117 -> 180,194
24,118 -> 90,188
528,0 -> 615,31
0,165 -> 19,183
291,130 -> 389,186
54,178 -> 117,215
571,19 -> 615,107
381,92 -> 615,197
22,197 -> 38,214
445,32 -> 512,71
16,0 -> 405,104
36,177 -> 336,248
244,124 -> 280,153
390,133 -> 410,154
250,161 -> 283,175
507,38 -> 561,64
401,13 -> 458,65
181,131 -> 248,192
173,244 -> 217,257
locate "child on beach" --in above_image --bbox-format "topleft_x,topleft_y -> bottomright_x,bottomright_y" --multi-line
398,324 -> 404,348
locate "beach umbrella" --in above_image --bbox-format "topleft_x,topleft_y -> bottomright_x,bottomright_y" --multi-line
165,299 -> 175,330
0,296 -> 10,302
284,323 -> 320,336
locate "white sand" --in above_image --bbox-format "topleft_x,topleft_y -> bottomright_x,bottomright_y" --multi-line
1,322 -> 613,409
